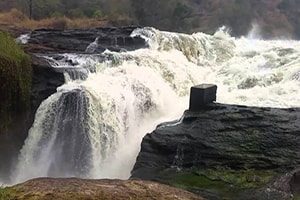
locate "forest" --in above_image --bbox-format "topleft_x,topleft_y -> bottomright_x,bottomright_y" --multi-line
0,0 -> 300,38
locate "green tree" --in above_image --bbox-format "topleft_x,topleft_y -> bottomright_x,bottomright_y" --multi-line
172,2 -> 192,31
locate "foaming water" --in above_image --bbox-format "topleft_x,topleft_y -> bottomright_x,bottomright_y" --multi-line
131,27 -> 300,107
246,23 -> 262,40
16,33 -> 30,44
11,27 -> 300,184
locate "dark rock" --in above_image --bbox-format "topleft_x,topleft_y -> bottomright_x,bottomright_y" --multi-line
239,168 -> 300,200
189,84 -> 217,111
66,59 -> 79,66
30,55 -> 65,112
25,26 -> 147,54
131,103 -> 300,199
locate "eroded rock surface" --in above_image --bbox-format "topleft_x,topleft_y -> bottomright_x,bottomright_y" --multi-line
2,178 -> 204,200
25,26 -> 147,53
131,103 -> 300,199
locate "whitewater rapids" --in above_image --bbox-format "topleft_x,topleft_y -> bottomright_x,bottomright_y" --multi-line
10,27 -> 300,184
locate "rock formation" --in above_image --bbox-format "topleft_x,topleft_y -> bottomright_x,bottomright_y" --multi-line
25,26 -> 147,53
0,178 -> 204,200
131,103 -> 300,199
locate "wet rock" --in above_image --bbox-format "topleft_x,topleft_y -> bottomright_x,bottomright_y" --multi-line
30,55 -> 65,112
131,103 -> 300,199
25,26 -> 147,53
239,168 -> 300,200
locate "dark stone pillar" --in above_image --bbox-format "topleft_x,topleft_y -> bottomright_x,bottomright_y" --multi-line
189,84 -> 217,111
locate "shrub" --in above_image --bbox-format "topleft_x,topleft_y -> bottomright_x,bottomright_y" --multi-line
9,8 -> 27,21
0,8 -> 28,25
49,17 -> 68,30
68,9 -> 85,19
51,11 -> 64,18
93,10 -> 104,19
0,187 -> 12,200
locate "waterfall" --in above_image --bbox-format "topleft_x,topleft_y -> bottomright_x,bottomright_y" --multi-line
11,27 -> 300,184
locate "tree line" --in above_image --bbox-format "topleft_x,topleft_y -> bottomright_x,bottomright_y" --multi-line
0,0 -> 300,38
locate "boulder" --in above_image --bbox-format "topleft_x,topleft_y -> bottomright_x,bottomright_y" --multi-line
131,103 -> 300,199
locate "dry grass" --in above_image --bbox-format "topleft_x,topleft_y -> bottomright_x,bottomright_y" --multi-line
0,9 -> 109,31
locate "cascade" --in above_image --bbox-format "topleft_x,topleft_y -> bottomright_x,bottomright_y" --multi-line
11,27 -> 300,184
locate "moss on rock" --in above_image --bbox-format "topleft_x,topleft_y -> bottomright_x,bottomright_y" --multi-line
163,168 -> 278,199
0,31 -> 31,133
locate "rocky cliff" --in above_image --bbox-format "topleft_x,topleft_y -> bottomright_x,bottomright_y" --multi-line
131,103 -> 300,200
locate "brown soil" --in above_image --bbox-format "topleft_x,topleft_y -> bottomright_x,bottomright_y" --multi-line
7,178 -> 204,200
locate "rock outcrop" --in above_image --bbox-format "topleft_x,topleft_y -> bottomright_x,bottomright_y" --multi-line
131,103 -> 300,199
25,26 -> 147,54
0,178 -> 204,200
30,55 -> 65,111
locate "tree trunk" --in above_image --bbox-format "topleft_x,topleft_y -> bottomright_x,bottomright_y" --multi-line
29,0 -> 32,19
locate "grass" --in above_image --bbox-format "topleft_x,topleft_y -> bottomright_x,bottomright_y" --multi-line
0,187 -> 13,200
0,31 -> 31,133
0,31 -> 28,60
0,9 -> 109,31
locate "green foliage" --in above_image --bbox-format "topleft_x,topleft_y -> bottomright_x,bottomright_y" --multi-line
0,0 -> 299,37
0,32 -> 32,133
16,0 -> 62,19
50,11 -> 63,18
0,187 -> 13,200
67,9 -> 85,18
165,168 -> 277,199
0,32 -> 28,61
218,0 -> 253,35
93,10 -> 103,19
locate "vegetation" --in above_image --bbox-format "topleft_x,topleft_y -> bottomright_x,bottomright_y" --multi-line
0,187 -> 14,200
0,31 -> 31,133
0,9 -> 108,31
0,0 -> 299,38
163,168 -> 278,199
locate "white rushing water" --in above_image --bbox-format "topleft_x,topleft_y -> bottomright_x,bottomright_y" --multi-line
16,33 -> 30,44
11,27 -> 300,184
